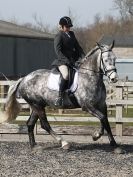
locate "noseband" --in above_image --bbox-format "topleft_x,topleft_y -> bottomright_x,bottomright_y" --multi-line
100,50 -> 117,78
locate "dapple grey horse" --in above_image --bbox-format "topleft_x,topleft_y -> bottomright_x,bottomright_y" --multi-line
3,41 -> 122,152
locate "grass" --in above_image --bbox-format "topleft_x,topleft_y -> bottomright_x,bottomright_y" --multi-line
18,107 -> 133,117
2,107 -> 133,126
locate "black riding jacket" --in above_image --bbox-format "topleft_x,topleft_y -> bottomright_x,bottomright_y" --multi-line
52,30 -> 85,67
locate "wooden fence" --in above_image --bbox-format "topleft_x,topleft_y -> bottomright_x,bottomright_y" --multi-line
0,80 -> 133,138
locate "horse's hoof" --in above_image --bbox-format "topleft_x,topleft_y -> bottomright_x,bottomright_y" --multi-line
31,145 -> 43,153
92,131 -> 100,141
110,141 -> 117,147
114,147 -> 125,154
62,141 -> 70,150
92,135 -> 99,141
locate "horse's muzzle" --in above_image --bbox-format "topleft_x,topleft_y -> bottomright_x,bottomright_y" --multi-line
108,71 -> 118,83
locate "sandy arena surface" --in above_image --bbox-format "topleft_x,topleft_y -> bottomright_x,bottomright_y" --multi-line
0,141 -> 133,177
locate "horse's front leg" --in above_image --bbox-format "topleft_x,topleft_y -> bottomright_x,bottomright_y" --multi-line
92,104 -> 106,141
92,121 -> 104,141
86,104 -> 117,147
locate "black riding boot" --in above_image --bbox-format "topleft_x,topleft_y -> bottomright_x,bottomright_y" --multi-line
55,78 -> 68,106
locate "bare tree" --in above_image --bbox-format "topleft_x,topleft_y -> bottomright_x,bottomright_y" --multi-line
32,13 -> 50,33
9,16 -> 18,24
67,7 -> 80,27
128,1 -> 133,15
113,0 -> 133,19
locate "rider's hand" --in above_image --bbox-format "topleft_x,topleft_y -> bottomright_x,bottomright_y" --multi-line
75,60 -> 82,68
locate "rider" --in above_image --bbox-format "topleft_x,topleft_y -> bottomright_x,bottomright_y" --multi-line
52,16 -> 85,106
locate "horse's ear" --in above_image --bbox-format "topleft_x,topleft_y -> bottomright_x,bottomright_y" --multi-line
110,40 -> 115,49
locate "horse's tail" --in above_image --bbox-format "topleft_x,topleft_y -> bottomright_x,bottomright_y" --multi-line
0,78 -> 23,123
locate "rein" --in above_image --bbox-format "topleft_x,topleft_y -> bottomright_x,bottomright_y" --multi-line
79,66 -> 105,75
79,48 -> 116,77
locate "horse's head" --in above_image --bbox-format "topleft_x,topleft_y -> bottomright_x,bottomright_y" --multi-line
97,40 -> 118,83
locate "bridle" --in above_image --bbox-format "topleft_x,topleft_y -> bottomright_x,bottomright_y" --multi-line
100,50 -> 117,78
80,47 -> 117,78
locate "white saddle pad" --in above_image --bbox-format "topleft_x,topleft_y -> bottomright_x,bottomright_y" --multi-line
47,71 -> 78,92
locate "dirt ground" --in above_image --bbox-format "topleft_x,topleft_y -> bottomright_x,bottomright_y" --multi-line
0,141 -> 133,177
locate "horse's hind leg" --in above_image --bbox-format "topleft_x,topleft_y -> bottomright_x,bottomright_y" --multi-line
27,111 -> 38,148
37,108 -> 70,149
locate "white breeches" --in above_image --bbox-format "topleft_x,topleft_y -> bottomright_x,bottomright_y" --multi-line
58,65 -> 69,80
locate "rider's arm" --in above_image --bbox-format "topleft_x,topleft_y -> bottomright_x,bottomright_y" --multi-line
72,32 -> 85,59
54,33 -> 68,62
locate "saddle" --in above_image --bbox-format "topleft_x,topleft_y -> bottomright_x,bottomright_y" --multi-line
47,67 -> 79,107
47,67 -> 78,93
55,67 -> 76,89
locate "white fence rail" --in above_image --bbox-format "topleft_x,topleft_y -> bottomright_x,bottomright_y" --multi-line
0,80 -> 133,137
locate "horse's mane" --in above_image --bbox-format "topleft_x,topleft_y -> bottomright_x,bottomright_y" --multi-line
81,46 -> 99,64
85,46 -> 99,58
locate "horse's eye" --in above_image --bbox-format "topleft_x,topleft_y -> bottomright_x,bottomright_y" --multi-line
105,59 -> 108,62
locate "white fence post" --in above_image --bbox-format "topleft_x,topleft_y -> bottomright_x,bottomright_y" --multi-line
115,86 -> 123,136
0,85 -> 5,111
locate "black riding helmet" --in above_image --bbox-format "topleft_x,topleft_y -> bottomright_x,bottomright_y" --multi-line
59,16 -> 73,27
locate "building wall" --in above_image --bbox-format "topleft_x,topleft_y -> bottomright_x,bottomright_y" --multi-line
116,62 -> 133,80
114,47 -> 133,59
113,47 -> 133,80
0,35 -> 56,78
